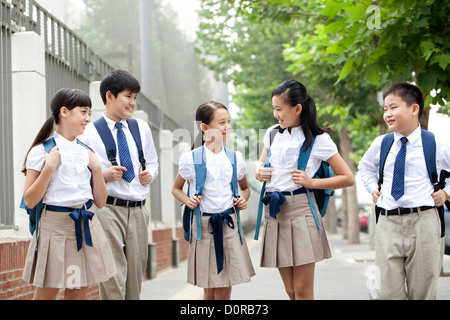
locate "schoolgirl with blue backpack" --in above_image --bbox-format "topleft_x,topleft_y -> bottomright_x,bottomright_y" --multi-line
20,88 -> 116,300
172,101 -> 255,300
255,80 -> 354,300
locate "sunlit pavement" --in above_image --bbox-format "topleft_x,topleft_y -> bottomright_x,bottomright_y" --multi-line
140,230 -> 450,300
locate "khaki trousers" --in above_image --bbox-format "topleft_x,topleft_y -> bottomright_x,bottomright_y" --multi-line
371,207 -> 444,300
96,203 -> 149,300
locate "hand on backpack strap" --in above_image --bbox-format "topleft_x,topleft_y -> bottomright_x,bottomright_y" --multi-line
432,189 -> 449,207
290,170 -> 313,188
185,195 -> 202,210
234,196 -> 247,210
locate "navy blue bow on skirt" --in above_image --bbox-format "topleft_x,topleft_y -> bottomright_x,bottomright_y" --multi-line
262,188 -> 307,219
46,200 -> 95,251
203,207 -> 236,274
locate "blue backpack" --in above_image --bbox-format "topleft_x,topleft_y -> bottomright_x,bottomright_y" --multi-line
20,137 -> 91,248
254,128 -> 335,240
377,129 -> 447,237
182,146 -> 244,245
93,117 -> 146,170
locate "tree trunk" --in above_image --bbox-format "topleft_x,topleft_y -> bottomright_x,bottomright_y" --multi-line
338,126 -> 360,244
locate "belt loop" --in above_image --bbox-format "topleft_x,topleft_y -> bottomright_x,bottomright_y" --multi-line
417,207 -> 422,217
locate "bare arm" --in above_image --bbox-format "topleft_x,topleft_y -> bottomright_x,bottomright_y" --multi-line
291,153 -> 355,189
234,175 -> 250,210
88,151 -> 108,208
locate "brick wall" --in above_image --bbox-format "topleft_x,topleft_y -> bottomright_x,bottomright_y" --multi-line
0,227 -> 189,300
0,239 -> 34,300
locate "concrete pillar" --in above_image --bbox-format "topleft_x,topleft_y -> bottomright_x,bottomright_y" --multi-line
159,130 -> 180,267
11,31 -> 46,238
159,130 -> 176,234
88,81 -> 104,122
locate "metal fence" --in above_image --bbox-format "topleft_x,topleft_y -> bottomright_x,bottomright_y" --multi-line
0,0 -> 180,229
0,0 -> 15,229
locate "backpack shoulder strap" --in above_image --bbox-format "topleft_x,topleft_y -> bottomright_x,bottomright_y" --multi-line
224,147 -> 244,244
192,146 -> 207,196
127,118 -> 146,170
296,136 -> 324,231
43,137 -> 56,153
94,117 -> 118,166
297,136 -> 315,171
421,129 -> 438,188
378,133 -> 395,189
191,146 -> 206,241
224,148 -> 239,198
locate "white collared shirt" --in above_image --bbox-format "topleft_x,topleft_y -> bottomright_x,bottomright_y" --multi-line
358,126 -> 450,209
81,114 -> 159,201
178,146 -> 246,214
263,125 -> 338,192
26,132 -> 93,207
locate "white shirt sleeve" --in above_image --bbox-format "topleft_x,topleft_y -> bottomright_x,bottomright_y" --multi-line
26,144 -> 46,172
138,119 -> 159,182
358,135 -> 384,195
236,151 -> 247,181
178,150 -> 195,181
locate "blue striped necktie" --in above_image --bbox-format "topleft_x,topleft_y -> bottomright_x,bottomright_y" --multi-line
115,122 -> 135,183
391,137 -> 408,200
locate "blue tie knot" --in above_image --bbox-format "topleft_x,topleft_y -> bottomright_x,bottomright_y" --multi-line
115,122 -> 123,130
401,136 -> 408,145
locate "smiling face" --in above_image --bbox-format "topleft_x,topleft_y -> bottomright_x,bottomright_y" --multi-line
104,89 -> 138,122
201,107 -> 232,144
272,94 -> 301,129
383,94 -> 420,137
63,106 -> 91,137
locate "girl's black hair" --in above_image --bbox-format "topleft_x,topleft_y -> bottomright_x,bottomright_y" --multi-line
192,101 -> 228,150
100,70 -> 141,104
272,79 -> 331,150
22,88 -> 92,174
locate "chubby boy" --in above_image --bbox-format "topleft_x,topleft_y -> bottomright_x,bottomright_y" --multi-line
358,82 -> 450,300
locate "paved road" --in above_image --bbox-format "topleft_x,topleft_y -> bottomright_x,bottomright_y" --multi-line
140,231 -> 450,301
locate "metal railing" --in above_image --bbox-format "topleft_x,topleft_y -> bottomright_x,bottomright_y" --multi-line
0,0 -> 15,229
0,0 -> 182,229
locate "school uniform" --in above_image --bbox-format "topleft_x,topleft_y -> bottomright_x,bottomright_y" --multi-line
358,126 -> 450,299
82,114 -> 158,300
179,146 -> 255,288
22,132 -> 117,289
259,125 -> 337,268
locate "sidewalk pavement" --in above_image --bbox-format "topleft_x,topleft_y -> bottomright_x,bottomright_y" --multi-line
140,231 -> 450,300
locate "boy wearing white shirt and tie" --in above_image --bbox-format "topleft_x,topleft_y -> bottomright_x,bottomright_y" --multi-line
82,70 -> 159,300
359,82 -> 450,300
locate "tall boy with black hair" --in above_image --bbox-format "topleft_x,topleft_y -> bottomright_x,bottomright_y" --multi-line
359,82 -> 450,300
83,70 -> 159,300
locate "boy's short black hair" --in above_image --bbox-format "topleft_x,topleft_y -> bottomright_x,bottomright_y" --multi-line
383,82 -> 425,119
100,70 -> 141,104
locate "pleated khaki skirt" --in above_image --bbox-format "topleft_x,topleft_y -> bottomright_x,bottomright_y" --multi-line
22,205 -> 117,289
260,192 -> 331,268
187,211 -> 255,288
